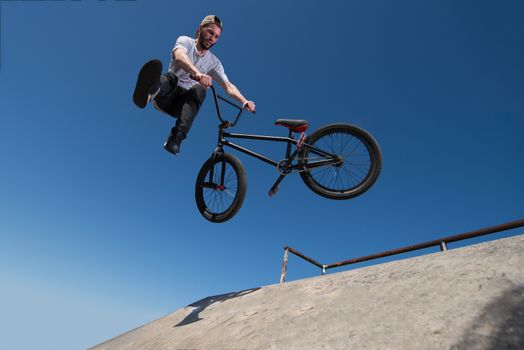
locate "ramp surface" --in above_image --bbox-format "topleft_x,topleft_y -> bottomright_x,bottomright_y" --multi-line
90,235 -> 524,350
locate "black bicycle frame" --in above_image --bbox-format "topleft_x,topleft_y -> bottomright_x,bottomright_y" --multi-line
208,86 -> 341,194
220,131 -> 337,170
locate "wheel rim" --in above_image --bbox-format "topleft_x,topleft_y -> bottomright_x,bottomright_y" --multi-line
306,130 -> 373,193
202,160 -> 239,215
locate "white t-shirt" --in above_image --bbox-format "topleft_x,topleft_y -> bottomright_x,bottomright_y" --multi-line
168,36 -> 229,90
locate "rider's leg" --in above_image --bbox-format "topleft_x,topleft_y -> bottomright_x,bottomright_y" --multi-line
177,85 -> 207,135
153,72 -> 177,98
151,72 -> 179,114
163,85 -> 207,155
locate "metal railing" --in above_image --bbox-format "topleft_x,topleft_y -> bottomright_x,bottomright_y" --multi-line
280,218 -> 524,283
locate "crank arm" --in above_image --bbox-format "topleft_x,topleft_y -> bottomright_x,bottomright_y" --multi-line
268,174 -> 286,197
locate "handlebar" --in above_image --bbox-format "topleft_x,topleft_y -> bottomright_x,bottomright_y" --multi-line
209,85 -> 246,128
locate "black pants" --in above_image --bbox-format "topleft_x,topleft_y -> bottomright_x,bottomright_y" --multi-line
153,72 -> 207,136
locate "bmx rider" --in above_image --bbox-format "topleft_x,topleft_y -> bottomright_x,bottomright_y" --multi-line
133,15 -> 256,155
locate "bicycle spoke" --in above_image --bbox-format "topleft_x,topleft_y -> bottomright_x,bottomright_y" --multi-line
201,160 -> 239,215
298,124 -> 381,200
303,129 -> 374,192
340,165 -> 360,187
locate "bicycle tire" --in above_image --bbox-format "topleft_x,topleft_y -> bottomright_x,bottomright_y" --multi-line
299,123 -> 381,200
195,152 -> 247,223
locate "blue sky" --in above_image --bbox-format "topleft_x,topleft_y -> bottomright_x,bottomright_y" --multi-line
1,0 -> 523,349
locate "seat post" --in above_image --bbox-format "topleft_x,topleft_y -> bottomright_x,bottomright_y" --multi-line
285,130 -> 294,158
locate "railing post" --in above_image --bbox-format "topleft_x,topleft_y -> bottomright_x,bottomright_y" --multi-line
280,248 -> 289,284
321,265 -> 327,275
439,241 -> 448,251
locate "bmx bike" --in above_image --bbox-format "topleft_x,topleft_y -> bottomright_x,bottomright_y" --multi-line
195,86 -> 382,223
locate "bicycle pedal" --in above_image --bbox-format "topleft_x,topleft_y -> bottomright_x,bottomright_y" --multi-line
268,187 -> 279,197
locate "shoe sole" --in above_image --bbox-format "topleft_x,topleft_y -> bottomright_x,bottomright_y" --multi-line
163,143 -> 179,156
133,59 -> 163,109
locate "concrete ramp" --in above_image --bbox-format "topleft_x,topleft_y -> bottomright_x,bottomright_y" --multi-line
90,235 -> 524,350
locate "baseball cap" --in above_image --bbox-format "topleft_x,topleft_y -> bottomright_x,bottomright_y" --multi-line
201,15 -> 223,29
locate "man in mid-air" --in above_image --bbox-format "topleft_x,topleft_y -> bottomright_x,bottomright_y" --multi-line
133,15 -> 256,155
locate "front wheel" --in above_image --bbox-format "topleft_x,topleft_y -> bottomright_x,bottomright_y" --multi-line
195,153 -> 247,223
299,123 -> 382,200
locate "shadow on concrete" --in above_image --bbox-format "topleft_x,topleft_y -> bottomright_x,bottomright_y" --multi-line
174,287 -> 261,327
451,285 -> 524,349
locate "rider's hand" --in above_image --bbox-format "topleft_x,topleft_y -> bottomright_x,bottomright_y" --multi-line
243,101 -> 256,114
193,73 -> 213,88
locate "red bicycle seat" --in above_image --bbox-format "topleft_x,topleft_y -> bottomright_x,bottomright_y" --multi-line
275,119 -> 309,133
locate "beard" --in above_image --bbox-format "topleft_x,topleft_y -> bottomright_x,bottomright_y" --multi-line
198,35 -> 215,50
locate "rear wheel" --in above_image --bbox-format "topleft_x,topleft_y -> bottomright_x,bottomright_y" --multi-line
299,123 -> 381,199
195,153 -> 247,223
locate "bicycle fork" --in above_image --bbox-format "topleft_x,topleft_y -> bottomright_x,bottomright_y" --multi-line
205,149 -> 227,191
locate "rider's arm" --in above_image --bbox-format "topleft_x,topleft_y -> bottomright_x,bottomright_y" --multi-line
172,48 -> 212,87
220,80 -> 256,113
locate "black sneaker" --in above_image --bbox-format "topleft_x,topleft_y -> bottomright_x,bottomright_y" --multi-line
163,132 -> 186,156
133,59 -> 162,109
